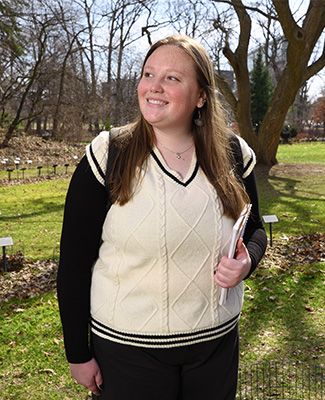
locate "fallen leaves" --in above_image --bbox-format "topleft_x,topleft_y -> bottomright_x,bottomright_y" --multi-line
0,134 -> 85,186
0,258 -> 57,303
0,135 -> 84,167
261,232 -> 325,271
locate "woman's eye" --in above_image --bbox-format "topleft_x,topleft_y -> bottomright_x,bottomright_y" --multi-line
143,72 -> 152,78
168,76 -> 179,81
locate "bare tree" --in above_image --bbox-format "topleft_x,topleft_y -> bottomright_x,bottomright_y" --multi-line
167,0 -> 209,38
0,0 -> 26,128
0,9 -> 55,147
210,0 -> 325,165
71,0 -> 103,132
102,0 -> 156,126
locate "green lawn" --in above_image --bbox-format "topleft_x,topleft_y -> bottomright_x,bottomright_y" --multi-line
0,142 -> 324,399
277,141 -> 325,164
0,179 -> 69,260
241,260 -> 324,363
257,167 -> 325,237
0,294 -> 86,400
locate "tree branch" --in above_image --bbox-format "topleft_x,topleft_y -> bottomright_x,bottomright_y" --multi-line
231,0 -> 251,59
212,0 -> 278,21
304,40 -> 325,81
272,0 -> 301,42
222,46 -> 237,68
302,0 -> 325,46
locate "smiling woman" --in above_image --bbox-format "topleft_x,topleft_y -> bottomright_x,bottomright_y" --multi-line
138,45 -> 205,135
137,44 -> 206,178
57,34 -> 267,400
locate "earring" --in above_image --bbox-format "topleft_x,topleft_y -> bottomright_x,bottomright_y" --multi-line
194,108 -> 203,127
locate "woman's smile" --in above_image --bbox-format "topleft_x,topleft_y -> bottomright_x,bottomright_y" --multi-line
146,98 -> 169,106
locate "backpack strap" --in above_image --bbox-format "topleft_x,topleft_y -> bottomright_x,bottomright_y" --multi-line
228,134 -> 244,180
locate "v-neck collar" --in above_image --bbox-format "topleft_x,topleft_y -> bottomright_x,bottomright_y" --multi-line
150,148 -> 199,187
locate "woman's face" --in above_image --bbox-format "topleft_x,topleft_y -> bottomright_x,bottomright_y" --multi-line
137,45 -> 204,135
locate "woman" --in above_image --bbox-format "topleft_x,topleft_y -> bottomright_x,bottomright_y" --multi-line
57,35 -> 267,400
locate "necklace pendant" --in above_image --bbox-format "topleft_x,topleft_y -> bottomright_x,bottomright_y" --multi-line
176,153 -> 182,159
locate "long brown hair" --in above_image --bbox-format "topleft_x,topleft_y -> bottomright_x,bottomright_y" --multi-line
106,35 -> 249,219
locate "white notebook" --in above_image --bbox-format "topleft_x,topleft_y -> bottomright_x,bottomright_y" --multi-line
219,204 -> 252,305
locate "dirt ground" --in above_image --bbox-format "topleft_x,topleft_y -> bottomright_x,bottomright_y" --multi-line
268,163 -> 325,177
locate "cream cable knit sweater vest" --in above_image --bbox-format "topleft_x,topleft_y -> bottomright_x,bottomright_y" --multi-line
86,130 -> 256,348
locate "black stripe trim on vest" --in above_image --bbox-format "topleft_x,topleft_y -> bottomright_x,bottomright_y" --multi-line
150,151 -> 199,187
243,151 -> 254,176
90,314 -> 239,347
89,143 -> 105,180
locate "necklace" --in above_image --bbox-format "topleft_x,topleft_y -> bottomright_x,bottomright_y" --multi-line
157,142 -> 194,160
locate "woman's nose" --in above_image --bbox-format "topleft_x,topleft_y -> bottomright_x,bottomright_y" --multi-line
150,78 -> 163,93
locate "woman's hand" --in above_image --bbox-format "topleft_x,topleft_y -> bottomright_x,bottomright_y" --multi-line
69,358 -> 103,396
214,238 -> 251,288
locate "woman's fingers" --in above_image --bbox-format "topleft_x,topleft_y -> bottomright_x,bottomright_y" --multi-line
214,239 -> 251,288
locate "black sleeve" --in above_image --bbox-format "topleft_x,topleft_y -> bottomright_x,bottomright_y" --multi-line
242,169 -> 267,278
57,155 -> 108,363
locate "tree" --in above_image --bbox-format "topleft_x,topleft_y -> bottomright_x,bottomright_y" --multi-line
2,0 -> 323,152
0,0 -> 26,128
102,0 -> 156,125
49,2 -> 87,138
167,0 -> 209,38
250,47 -> 273,133
0,7 -> 55,148
211,0 -> 325,165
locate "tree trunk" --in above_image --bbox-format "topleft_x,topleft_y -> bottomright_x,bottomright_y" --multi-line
1,81 -> 35,147
212,0 -> 325,165
221,0 -> 257,151
52,32 -> 81,138
256,68 -> 301,164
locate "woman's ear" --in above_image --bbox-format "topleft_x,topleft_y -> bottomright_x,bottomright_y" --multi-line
197,92 -> 207,108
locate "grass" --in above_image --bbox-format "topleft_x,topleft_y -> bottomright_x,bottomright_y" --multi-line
1,145 -> 324,260
0,293 -> 85,400
257,167 -> 325,237
0,179 -> 69,260
241,262 -> 324,365
277,141 -> 325,164
0,142 -> 324,399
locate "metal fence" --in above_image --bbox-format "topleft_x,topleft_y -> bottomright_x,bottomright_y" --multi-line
237,361 -> 324,399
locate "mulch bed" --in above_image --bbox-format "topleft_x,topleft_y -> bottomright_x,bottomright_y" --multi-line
261,232 -> 325,271
0,134 -> 86,186
0,254 -> 57,303
0,134 -> 85,166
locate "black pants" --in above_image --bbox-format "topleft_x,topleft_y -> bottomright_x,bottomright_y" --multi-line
92,326 -> 239,400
